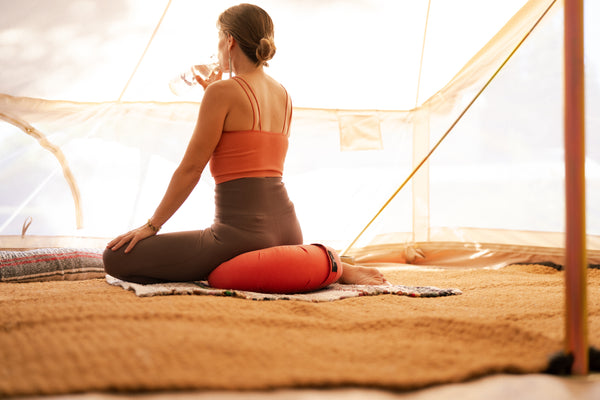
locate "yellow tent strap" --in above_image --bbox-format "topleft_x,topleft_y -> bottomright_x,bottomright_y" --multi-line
117,0 -> 173,102
340,0 -> 558,257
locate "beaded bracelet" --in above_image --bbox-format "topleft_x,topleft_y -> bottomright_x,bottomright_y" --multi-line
147,219 -> 161,233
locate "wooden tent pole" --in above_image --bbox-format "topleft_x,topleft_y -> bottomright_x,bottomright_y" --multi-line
563,0 -> 588,375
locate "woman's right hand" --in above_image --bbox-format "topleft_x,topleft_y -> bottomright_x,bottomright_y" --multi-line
106,223 -> 157,254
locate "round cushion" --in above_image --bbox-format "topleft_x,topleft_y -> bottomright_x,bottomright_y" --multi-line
208,244 -> 343,294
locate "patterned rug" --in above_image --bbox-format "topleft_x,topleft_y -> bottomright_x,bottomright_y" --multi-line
106,274 -> 462,301
0,248 -> 104,282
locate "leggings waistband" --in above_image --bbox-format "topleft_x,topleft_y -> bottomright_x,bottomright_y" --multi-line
214,177 -> 295,219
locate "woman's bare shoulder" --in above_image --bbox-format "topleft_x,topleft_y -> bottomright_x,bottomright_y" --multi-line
204,78 -> 238,95
202,79 -> 243,105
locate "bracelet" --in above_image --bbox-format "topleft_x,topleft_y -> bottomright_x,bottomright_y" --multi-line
147,219 -> 161,233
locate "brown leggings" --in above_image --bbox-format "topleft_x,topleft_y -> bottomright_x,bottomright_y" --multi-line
102,177 -> 303,284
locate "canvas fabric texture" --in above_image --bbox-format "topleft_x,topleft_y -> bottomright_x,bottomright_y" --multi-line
5,0 -> 594,262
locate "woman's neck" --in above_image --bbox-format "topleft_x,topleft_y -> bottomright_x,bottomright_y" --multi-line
235,66 -> 262,77
232,54 -> 263,77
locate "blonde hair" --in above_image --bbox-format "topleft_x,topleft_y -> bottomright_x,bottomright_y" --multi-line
218,3 -> 276,66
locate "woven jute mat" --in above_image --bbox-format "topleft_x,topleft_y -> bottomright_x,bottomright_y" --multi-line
1,265 -> 599,397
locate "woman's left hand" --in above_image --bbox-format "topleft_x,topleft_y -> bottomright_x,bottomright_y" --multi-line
107,224 -> 157,254
195,68 -> 223,89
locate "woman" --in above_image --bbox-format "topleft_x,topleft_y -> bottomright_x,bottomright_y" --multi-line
103,3 -> 385,286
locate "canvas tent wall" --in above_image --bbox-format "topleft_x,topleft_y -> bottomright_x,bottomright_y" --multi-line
0,0 -> 598,268
341,0 -> 600,267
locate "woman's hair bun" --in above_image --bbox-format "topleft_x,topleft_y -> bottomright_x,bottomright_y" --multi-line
256,37 -> 276,66
219,4 -> 276,66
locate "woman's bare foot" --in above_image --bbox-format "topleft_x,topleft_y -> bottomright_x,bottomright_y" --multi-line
338,263 -> 389,286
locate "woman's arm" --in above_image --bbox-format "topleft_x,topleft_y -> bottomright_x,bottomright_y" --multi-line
149,83 -> 228,228
107,82 -> 231,253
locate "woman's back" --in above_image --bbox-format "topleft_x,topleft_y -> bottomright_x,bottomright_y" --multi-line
221,72 -> 290,134
209,73 -> 291,185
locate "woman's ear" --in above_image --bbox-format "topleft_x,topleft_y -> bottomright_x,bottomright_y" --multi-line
228,34 -> 236,51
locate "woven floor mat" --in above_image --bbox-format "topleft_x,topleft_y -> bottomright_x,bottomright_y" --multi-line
106,274 -> 462,301
2,265 -> 599,398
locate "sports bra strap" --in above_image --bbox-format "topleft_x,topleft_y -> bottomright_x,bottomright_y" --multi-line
281,85 -> 292,136
232,76 -> 261,131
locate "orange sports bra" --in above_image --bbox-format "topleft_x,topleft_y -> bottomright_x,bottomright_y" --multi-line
209,76 -> 292,184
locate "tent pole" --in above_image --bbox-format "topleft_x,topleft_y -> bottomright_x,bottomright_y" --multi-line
563,0 -> 588,375
414,0 -> 432,108
117,0 -> 173,102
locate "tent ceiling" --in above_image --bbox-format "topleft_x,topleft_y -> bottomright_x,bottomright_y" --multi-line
1,0 -> 529,109
1,0 -> 599,263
